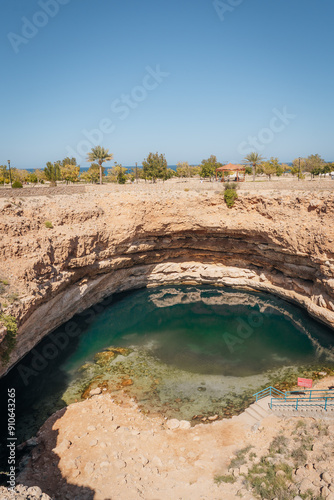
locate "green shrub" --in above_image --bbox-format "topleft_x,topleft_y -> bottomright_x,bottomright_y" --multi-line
12,181 -> 23,189
45,221 -> 53,228
7,293 -> 19,303
0,314 -> 18,365
214,474 -> 236,484
291,446 -> 307,466
223,182 -> 238,208
245,460 -> 295,500
295,420 -> 306,430
269,434 -> 289,455
228,446 -> 253,468
117,174 -> 126,184
312,422 -> 329,437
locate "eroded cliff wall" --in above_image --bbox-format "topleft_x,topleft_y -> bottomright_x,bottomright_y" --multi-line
1,184 -> 334,376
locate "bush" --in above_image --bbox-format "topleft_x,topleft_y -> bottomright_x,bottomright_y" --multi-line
214,474 -> 236,484
291,446 -> 307,466
12,181 -> 23,189
269,434 -> 289,455
228,446 -> 253,468
0,314 -> 18,364
224,182 -> 238,208
117,175 -> 126,184
245,460 -> 294,500
7,293 -> 19,304
45,221 -> 53,229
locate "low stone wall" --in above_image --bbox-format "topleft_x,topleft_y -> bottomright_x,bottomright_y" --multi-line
0,185 -> 87,198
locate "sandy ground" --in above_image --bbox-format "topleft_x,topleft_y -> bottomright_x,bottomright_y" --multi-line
16,376 -> 334,500
0,175 -> 334,199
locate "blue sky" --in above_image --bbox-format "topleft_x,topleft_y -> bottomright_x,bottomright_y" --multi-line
1,0 -> 333,169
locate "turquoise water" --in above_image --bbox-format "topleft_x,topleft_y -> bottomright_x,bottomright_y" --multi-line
1,286 -> 334,449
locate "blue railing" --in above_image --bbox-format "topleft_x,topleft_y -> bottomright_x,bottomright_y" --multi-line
253,386 -> 285,402
254,386 -> 334,411
284,389 -> 334,401
270,395 -> 334,411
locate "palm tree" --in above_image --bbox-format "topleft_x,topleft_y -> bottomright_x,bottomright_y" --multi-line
244,152 -> 264,182
86,146 -> 113,185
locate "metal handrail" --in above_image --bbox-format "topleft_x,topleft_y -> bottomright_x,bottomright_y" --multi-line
270,395 -> 334,411
253,386 -> 285,402
254,386 -> 334,412
284,389 -> 334,401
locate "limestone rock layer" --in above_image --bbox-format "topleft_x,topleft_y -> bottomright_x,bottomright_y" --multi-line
1,185 -> 334,376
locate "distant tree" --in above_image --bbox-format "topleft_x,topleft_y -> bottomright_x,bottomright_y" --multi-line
304,154 -> 325,178
323,163 -> 333,175
107,163 -> 127,184
165,168 -> 176,180
200,155 -> 222,181
44,162 -> 61,186
244,152 -> 265,182
86,146 -> 113,185
290,166 -> 299,177
60,164 -> 80,184
292,158 -> 307,180
142,152 -> 168,182
190,165 -> 200,177
26,172 -> 38,184
34,169 -> 46,183
81,163 -> 102,184
176,161 -> 191,178
80,171 -> 91,184
261,160 -> 277,181
260,157 -> 281,180
8,168 -> 19,183
280,163 -> 290,176
0,165 -> 8,185
13,169 -> 30,183
57,157 -> 77,168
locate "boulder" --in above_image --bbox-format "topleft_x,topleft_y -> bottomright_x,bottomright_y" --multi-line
166,419 -> 180,430
89,387 -> 102,396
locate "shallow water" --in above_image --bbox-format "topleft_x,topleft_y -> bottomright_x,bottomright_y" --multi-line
1,286 -> 334,447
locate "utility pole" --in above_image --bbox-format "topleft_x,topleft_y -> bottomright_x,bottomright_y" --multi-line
298,157 -> 301,181
7,160 -> 12,188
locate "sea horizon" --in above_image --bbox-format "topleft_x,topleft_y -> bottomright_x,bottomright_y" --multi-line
17,162 -> 294,173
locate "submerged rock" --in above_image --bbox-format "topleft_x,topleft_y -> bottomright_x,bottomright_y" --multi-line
94,347 -> 132,367
121,378 -> 133,387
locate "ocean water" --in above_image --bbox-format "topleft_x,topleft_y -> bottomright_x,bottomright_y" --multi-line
24,165 -> 179,173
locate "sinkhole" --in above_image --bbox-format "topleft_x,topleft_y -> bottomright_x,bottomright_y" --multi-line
1,285 -> 334,452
